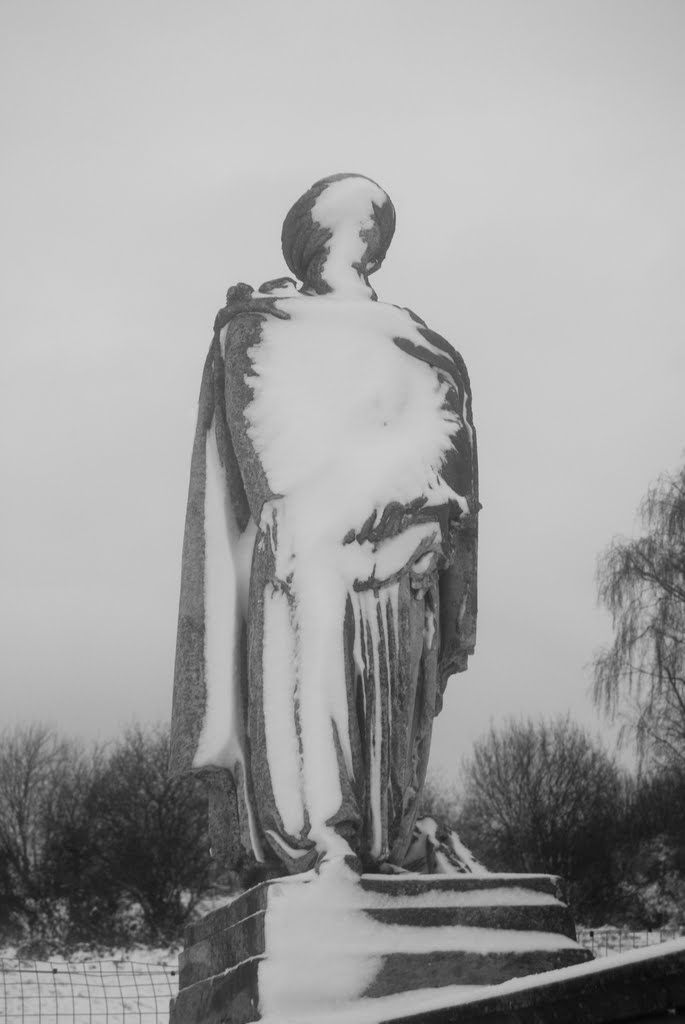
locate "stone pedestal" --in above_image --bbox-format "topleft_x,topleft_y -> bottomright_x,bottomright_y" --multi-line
170,873 -> 592,1023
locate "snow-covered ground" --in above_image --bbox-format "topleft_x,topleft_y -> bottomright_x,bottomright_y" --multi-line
0,927 -> 682,1022
0,945 -> 180,1023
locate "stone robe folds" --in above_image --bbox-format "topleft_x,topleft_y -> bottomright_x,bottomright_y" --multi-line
170,284 -> 478,875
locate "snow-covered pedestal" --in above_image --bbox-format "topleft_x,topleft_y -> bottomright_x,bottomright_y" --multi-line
169,871 -> 591,1023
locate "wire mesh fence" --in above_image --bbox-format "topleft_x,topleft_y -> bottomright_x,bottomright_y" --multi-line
577,927 -> 684,958
0,958 -> 177,1022
3,931 -> 685,1020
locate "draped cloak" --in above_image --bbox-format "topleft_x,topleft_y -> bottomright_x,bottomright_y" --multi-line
170,283 -> 479,874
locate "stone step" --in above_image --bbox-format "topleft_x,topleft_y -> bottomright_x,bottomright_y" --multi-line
383,942 -> 685,1024
171,958 -> 260,1024
366,902 -> 575,934
184,881 -> 271,947
172,945 -> 594,1024
179,874 -> 579,989
179,901 -> 578,988
183,873 -> 565,947
180,910 -> 265,988
360,873 -> 564,898
171,874 -> 591,1022
364,946 -> 593,996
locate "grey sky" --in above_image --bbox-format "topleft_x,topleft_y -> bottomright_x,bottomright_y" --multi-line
1,0 -> 683,774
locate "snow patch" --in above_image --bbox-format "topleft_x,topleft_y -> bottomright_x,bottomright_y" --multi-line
259,985 -> 484,1024
258,869 -> 580,1021
262,584 -> 305,836
194,419 -> 242,770
259,865 -> 380,1013
246,295 -> 465,547
447,830 -> 489,876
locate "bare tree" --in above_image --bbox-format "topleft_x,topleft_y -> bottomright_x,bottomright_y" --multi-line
457,716 -> 624,919
82,724 -> 210,941
0,723 -> 211,949
0,724 -> 89,938
594,463 -> 685,769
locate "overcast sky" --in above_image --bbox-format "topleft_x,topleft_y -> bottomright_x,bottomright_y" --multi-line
1,0 -> 683,775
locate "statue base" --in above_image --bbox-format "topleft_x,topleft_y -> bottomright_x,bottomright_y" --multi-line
169,872 -> 592,1023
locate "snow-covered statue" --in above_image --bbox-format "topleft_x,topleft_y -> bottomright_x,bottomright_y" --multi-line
170,173 -> 479,880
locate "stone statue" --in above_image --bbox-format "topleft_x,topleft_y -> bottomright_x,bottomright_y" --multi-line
170,173 -> 479,880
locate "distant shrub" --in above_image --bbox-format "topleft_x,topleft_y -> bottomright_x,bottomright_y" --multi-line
0,722 -> 211,950
454,716 -> 626,922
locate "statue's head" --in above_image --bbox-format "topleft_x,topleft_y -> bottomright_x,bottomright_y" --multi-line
281,173 -> 396,296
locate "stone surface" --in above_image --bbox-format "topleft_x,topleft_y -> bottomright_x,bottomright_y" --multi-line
171,939 -> 685,1024
170,874 -> 592,1023
170,959 -> 260,1024
360,873 -> 566,898
383,941 -> 685,1023
365,903 -> 575,933
184,881 -> 271,948
179,910 -> 264,989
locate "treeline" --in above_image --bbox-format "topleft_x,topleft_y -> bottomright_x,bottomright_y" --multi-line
4,419 -> 681,957
422,714 -> 685,927
0,724 -> 210,955
3,716 -> 685,957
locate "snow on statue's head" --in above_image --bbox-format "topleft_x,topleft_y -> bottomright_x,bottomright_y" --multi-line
281,173 -> 396,297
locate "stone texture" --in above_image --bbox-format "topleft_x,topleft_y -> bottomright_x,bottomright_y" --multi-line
365,902 -> 575,935
170,959 -> 260,1024
183,873 -> 566,949
184,882 -> 270,947
179,911 -> 265,989
381,942 -> 685,1023
360,872 -> 566,898
365,947 -> 592,996
170,943 -> 685,1024
170,873 -> 593,1022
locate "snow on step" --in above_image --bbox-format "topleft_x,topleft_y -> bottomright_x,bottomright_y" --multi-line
256,866 -> 591,1015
